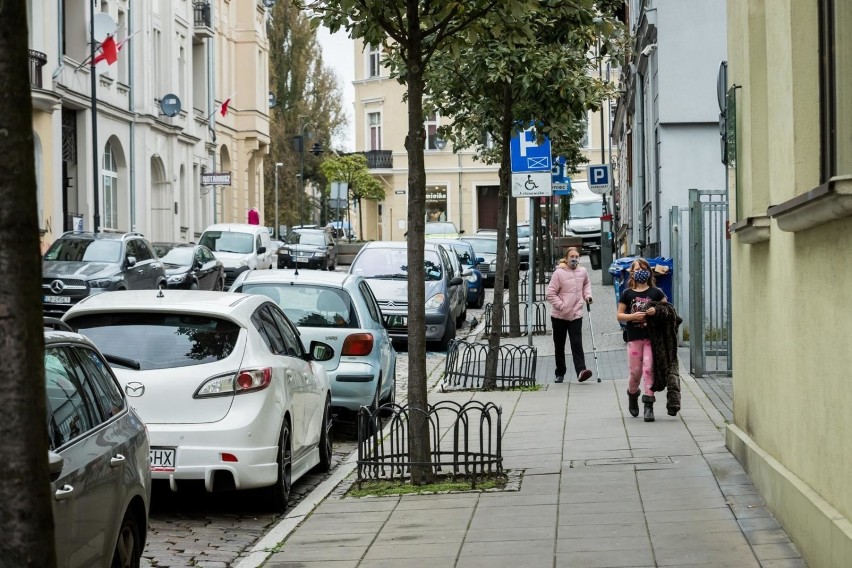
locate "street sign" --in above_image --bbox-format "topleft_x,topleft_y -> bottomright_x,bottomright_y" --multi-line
551,155 -> 568,183
511,172 -> 552,198
510,126 -> 552,173
553,180 -> 571,196
330,181 -> 349,200
587,164 -> 610,195
201,172 -> 231,186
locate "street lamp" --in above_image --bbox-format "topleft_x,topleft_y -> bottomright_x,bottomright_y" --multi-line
295,120 -> 324,226
274,162 -> 283,239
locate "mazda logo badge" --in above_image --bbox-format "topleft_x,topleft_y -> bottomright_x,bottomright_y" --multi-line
125,382 -> 145,397
49,280 -> 65,294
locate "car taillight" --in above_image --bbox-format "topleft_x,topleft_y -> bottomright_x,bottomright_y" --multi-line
235,368 -> 272,393
341,333 -> 374,356
195,368 -> 272,398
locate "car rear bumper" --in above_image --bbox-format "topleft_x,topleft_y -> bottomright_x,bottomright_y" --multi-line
330,362 -> 380,411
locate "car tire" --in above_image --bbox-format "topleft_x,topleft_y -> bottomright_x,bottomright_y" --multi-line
316,396 -> 333,472
437,316 -> 456,351
111,510 -> 142,568
189,281 -> 199,290
457,306 -> 467,327
214,278 -> 224,291
476,290 -> 485,309
379,362 -> 396,417
157,281 -> 166,290
265,419 -> 292,513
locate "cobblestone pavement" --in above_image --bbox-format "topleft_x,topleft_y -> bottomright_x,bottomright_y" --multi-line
140,256 -> 611,567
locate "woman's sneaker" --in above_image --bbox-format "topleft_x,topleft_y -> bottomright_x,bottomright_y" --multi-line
554,375 -> 564,383
578,369 -> 593,382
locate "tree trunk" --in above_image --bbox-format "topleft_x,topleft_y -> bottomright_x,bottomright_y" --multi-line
404,0 -> 432,485
483,82 -> 514,389
0,2 -> 57,566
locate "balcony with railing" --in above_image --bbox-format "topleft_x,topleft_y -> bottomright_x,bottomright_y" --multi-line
29,49 -> 47,89
365,150 -> 393,170
193,1 -> 214,39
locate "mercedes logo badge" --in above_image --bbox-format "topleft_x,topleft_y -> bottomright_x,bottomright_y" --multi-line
124,382 -> 145,397
49,280 -> 65,294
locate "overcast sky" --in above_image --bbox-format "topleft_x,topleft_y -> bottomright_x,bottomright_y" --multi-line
316,26 -> 355,152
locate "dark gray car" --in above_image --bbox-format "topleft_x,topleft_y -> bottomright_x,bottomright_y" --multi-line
349,241 -> 464,350
42,232 -> 166,317
44,323 -> 150,568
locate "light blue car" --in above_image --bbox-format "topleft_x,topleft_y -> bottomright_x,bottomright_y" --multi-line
230,270 -> 397,412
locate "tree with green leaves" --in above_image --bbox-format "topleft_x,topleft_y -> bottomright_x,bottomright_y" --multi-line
424,1 -> 624,388
0,1 -> 56,565
302,0 -> 543,484
265,2 -> 347,231
319,153 -> 385,238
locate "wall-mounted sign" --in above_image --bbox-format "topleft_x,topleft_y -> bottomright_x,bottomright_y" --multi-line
201,172 -> 231,186
394,190 -> 406,194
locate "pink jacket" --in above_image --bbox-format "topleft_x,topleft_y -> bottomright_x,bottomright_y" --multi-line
546,265 -> 592,321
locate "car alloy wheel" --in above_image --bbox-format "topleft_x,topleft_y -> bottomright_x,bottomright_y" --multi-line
266,420 -> 292,512
317,396 -> 333,472
111,511 -> 142,568
214,279 -> 224,291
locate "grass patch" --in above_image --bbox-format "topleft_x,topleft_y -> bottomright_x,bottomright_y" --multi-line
514,384 -> 542,392
347,474 -> 508,498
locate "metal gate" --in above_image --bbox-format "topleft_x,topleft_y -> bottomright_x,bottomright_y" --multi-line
688,189 -> 732,377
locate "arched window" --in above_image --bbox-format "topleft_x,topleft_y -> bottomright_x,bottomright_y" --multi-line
102,142 -> 119,229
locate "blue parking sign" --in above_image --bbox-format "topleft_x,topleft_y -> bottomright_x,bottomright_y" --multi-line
510,126 -> 552,173
587,164 -> 610,194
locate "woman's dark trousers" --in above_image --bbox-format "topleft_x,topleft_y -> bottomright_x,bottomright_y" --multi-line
551,316 -> 586,378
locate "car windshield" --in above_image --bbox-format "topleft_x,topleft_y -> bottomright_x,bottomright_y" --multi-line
425,222 -> 458,235
351,248 -> 443,281
570,202 -> 603,219
68,313 -> 240,370
239,283 -> 358,328
44,238 -> 122,263
287,231 -> 326,246
156,246 -> 194,265
462,238 -> 498,255
199,231 -> 254,254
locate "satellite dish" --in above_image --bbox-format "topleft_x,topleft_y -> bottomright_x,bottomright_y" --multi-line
160,94 -> 182,117
92,13 -> 117,43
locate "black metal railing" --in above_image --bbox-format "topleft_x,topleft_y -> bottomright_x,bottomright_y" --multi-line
29,49 -> 47,88
518,271 -> 552,302
193,0 -> 212,27
365,149 -> 393,169
441,339 -> 538,391
357,400 -> 502,487
483,300 -> 548,336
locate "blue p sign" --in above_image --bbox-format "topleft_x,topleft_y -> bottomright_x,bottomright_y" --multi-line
587,164 -> 610,194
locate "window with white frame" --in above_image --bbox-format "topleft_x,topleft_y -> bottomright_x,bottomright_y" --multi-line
102,142 -> 119,229
368,112 -> 382,150
367,44 -> 381,78
581,112 -> 592,148
425,111 -> 440,150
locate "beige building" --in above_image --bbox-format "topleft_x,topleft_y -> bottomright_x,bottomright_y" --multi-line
726,1 -> 852,566
28,0 -> 268,251
351,39 -> 611,242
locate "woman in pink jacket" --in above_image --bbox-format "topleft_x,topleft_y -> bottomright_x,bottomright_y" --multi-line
546,247 -> 593,383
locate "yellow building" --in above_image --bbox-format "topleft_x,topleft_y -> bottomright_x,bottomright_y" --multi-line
351,39 -> 611,242
726,1 -> 852,565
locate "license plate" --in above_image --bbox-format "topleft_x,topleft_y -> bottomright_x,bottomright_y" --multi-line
44,295 -> 71,304
298,254 -> 309,259
149,447 -> 176,472
385,315 -> 407,328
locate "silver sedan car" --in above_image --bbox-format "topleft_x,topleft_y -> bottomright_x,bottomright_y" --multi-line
230,270 -> 397,412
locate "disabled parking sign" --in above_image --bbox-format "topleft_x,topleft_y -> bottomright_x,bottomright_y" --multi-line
511,172 -> 552,198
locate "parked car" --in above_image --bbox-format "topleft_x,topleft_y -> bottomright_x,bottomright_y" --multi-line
231,270 -> 397,412
43,321 -> 150,568
424,221 -> 464,239
461,235 -> 508,288
517,223 -> 531,270
429,239 -> 485,309
63,290 -> 334,512
277,228 -> 337,270
152,242 -> 225,290
199,223 -> 274,289
349,241 -> 464,350
42,231 -> 166,318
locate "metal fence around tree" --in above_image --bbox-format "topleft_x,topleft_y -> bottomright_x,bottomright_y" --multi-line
441,339 -> 537,390
356,400 -> 503,488
483,301 -> 548,336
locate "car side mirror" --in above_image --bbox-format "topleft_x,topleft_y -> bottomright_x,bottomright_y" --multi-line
48,450 -> 64,482
125,256 -> 137,268
461,268 -> 473,277
450,276 -> 463,286
257,246 -> 266,254
477,257 -> 485,263
308,340 -> 335,362
459,229 -> 465,234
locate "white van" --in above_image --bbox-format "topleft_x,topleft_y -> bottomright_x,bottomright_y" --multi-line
565,182 -> 604,250
199,223 -> 273,289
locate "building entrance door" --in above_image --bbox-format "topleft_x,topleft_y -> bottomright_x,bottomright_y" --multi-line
477,185 -> 499,229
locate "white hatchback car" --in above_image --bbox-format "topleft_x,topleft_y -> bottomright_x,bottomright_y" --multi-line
63,290 -> 334,512
231,270 -> 397,412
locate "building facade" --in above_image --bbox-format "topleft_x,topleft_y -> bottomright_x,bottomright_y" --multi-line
726,1 -> 852,565
29,0 -> 269,251
351,39 -> 611,242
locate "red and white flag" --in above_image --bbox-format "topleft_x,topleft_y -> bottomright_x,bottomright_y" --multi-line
220,97 -> 232,117
93,30 -> 138,74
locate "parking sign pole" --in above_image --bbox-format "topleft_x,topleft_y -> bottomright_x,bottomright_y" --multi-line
528,197 -> 534,346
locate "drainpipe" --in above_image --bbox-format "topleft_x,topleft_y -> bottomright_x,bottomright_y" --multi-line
52,1 -> 64,81
457,150 -> 463,232
207,2 -> 217,224
128,4 -> 136,230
